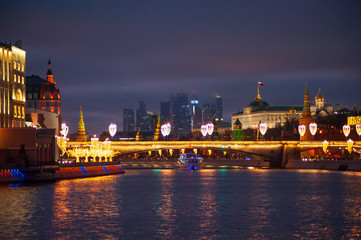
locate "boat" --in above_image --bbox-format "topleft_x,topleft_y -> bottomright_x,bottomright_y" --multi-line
176,153 -> 203,170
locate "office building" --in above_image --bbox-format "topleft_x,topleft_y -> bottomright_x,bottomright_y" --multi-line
215,95 -> 223,122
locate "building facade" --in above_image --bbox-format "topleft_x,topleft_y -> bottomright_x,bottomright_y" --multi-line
136,101 -> 149,130
0,42 -> 26,128
202,103 -> 216,123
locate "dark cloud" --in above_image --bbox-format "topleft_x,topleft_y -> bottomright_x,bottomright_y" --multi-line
2,0 -> 361,133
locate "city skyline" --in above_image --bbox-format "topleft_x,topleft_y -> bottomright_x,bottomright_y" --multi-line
2,0 -> 361,134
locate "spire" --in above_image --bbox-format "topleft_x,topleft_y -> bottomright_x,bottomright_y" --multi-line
302,83 -> 311,118
46,59 -> 54,83
255,82 -> 263,101
153,113 -> 161,141
75,106 -> 87,141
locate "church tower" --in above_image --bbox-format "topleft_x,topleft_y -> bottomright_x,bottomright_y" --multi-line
315,88 -> 325,111
299,83 -> 314,141
75,106 -> 87,142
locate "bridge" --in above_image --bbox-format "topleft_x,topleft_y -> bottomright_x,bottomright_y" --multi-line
65,140 -> 361,168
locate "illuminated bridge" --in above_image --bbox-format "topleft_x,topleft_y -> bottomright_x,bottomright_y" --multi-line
66,140 -> 361,168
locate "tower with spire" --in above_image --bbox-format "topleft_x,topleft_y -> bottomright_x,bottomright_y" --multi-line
75,106 -> 87,142
299,83 -> 315,141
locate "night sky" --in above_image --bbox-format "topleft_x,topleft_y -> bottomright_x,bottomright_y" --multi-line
2,0 -> 361,135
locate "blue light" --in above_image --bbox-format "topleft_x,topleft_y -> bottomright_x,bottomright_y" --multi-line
154,169 -> 160,172
80,166 -> 88,175
103,165 -> 110,174
220,169 -> 227,172
246,157 -> 250,161
188,166 -> 192,171
194,166 -> 197,171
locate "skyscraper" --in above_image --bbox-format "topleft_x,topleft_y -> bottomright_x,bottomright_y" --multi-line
190,92 -> 202,130
136,101 -> 149,130
123,108 -> 135,132
170,91 -> 191,137
215,95 -> 223,122
0,42 -> 26,128
202,103 -> 216,123
160,101 -> 171,124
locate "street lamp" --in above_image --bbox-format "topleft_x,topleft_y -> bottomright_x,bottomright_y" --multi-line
298,125 -> 306,137
109,123 -> 117,138
61,123 -> 69,138
309,123 -> 317,136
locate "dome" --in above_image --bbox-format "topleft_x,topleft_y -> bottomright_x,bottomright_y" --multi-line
249,99 -> 269,107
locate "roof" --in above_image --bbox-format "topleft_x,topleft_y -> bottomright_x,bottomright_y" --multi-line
315,88 -> 324,100
26,75 -> 47,85
249,100 -> 269,107
234,119 -> 242,125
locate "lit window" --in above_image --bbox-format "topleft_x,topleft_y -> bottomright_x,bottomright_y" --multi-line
21,65 -> 24,72
13,61 -> 16,69
22,107 -> 25,118
18,63 -> 20,71
18,75 -> 20,83
13,74 -> 16,81
14,105 -> 17,117
18,106 -> 21,118
22,77 -> 24,84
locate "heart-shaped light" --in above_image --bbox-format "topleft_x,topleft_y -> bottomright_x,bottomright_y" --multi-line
343,125 -> 350,137
201,124 -> 208,137
356,124 -> 361,136
259,122 -> 267,136
309,123 -> 317,136
109,123 -> 117,137
207,123 -> 214,136
298,125 -> 306,137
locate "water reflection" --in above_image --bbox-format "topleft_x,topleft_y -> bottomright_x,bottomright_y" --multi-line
198,170 -> 219,238
51,176 -> 123,239
153,170 -> 177,239
0,170 -> 361,239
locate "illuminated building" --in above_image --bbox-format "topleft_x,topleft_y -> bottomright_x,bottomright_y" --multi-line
310,88 -> 334,117
0,42 -> 26,127
232,119 -> 245,141
299,83 -> 314,141
75,106 -> 87,142
26,60 -> 61,115
123,108 -> 135,132
26,60 -> 61,133
190,92 -> 202,130
232,83 -> 303,130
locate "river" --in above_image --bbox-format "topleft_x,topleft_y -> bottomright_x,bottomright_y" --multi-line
1,169 -> 360,239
